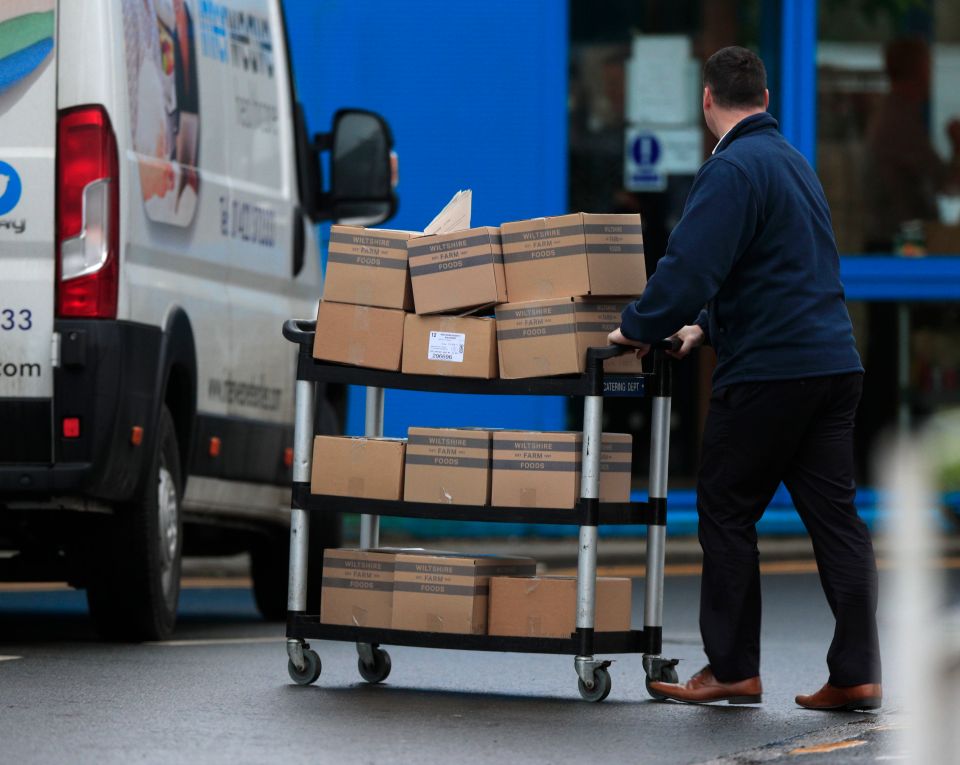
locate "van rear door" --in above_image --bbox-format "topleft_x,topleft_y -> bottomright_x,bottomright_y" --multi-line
0,2 -> 57,461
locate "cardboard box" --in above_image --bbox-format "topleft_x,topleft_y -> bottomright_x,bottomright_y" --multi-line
487,576 -> 632,638
401,314 -> 498,379
407,226 -> 507,314
313,301 -> 406,371
600,433 -> 632,502
572,297 -> 644,375
310,436 -> 405,499
392,551 -> 536,634
495,298 -> 580,379
500,213 -> 646,301
495,297 -> 641,379
404,427 -> 492,505
320,548 -> 397,629
490,430 -> 632,507
491,431 -> 582,508
323,225 -> 414,309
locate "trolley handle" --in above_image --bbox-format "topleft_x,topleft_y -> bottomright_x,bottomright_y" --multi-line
282,318 -> 317,346
587,337 -> 681,362
653,337 -> 683,352
285,317 -> 680,359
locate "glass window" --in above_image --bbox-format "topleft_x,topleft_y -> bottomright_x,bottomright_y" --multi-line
567,0 -> 766,481
817,1 -> 960,474
817,1 -> 960,253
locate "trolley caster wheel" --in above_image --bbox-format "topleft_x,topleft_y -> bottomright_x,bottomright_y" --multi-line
645,676 -> 669,700
644,663 -> 678,700
577,667 -> 612,702
358,648 -> 392,684
658,664 -> 679,683
288,649 -> 321,685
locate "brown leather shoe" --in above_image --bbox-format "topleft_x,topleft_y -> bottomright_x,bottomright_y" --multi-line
796,682 -> 882,711
648,665 -> 762,705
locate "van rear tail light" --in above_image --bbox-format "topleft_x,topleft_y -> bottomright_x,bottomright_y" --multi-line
56,106 -> 119,318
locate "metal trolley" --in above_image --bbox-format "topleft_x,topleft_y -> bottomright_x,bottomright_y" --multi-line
281,319 -> 680,702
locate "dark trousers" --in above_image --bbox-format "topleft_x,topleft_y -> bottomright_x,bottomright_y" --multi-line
697,373 -> 881,686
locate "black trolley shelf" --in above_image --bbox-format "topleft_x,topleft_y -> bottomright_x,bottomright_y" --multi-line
282,319 -> 680,701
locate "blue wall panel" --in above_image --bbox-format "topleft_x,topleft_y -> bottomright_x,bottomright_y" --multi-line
283,0 -> 570,437
779,0 -> 817,166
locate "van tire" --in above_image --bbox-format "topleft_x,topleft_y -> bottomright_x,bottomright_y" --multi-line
86,405 -> 183,641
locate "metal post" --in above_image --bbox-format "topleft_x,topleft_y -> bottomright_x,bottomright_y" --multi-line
576,395 -> 603,632
645,374 -> 671,649
357,386 -> 385,665
360,386 -> 384,550
288,380 -> 315,613
898,303 -> 911,433
575,393 -> 603,686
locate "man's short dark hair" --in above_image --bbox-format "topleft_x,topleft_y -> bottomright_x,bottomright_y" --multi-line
703,46 -> 767,109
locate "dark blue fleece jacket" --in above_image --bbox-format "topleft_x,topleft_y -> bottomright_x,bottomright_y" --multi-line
620,112 -> 862,390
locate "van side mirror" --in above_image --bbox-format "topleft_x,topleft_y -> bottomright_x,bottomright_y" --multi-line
329,110 -> 396,226
302,108 -> 397,226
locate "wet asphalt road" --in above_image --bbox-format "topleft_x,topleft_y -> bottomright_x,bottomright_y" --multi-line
4,560 -> 947,765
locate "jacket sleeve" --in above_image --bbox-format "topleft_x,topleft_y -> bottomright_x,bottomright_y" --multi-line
620,158 -> 759,343
695,308 -> 710,346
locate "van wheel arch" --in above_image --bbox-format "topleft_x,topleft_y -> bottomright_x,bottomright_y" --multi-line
155,308 -> 197,487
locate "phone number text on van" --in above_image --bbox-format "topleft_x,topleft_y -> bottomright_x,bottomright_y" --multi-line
219,196 -> 276,248
1,308 -> 32,330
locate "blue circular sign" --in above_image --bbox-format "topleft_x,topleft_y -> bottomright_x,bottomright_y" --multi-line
631,134 -> 661,167
0,161 -> 22,216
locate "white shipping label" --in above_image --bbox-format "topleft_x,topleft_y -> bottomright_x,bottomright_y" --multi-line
427,331 -> 465,363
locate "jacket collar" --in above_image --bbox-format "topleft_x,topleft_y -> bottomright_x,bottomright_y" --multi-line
714,112 -> 779,153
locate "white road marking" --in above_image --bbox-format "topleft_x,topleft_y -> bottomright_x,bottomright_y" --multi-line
143,637 -> 283,647
0,655 -> 23,662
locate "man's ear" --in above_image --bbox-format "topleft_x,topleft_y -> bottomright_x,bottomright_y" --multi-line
703,86 -> 712,111
763,89 -> 770,110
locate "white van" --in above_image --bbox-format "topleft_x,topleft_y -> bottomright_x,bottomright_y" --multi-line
0,0 -> 395,639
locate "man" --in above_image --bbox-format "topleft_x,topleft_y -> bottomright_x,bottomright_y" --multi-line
609,46 -> 881,711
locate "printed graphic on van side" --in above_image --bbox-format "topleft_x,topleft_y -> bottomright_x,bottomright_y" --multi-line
122,0 -> 201,227
0,2 -> 55,104
198,2 -> 274,78
0,160 -> 22,217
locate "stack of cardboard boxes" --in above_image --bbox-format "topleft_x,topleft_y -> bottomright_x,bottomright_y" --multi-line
402,226 -> 506,379
310,201 -> 647,638
403,427 -> 632,507
313,221 -> 504,379
312,202 -> 648,379
496,213 -> 648,378
310,427 -> 633,507
313,226 -> 414,371
320,547 -> 632,637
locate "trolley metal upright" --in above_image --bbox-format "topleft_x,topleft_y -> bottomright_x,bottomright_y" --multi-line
281,318 -> 680,702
